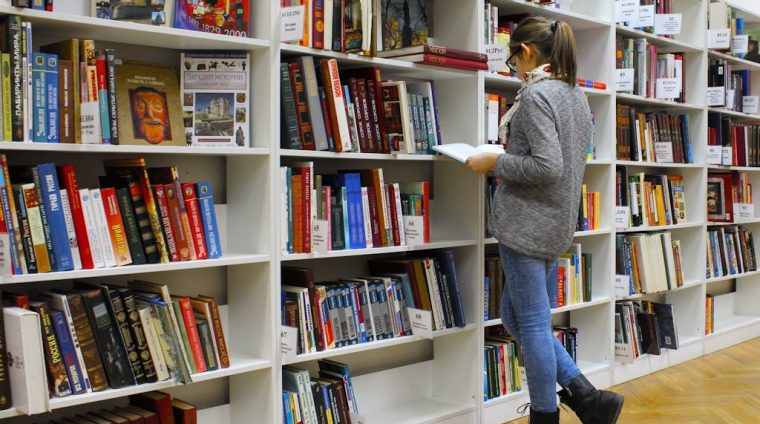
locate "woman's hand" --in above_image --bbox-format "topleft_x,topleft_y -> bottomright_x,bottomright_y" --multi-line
465,153 -> 499,174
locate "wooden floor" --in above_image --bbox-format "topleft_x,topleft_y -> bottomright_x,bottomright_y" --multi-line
512,338 -> 760,423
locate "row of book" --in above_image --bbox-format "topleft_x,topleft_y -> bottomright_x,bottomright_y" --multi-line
34,34 -> 250,147
0,156 -> 222,276
285,0 -> 371,53
708,1 -> 758,62
6,0 -> 53,10
615,106 -> 692,163
615,36 -> 685,103
282,360 -> 357,424
707,225 -> 757,279
615,168 -> 689,228
484,329 -> 522,401
615,231 -> 685,295
708,60 -> 751,111
281,163 -> 429,254
44,390 -> 197,424
484,93 -> 509,144
0,282 -> 228,413
281,57 -> 442,154
708,115 -> 760,168
282,252 -> 465,354
555,326 -> 579,364
484,245 -> 592,320
577,185 -> 601,232
707,171 -> 751,223
615,300 -> 679,363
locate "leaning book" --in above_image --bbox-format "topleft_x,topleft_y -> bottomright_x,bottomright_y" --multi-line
180,52 -> 250,147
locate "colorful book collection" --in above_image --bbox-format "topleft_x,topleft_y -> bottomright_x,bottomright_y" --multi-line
709,59 -> 752,111
615,300 -> 679,363
0,280 -> 229,406
577,184 -> 601,232
282,360 -> 357,424
554,326 -> 579,364
706,225 -> 757,279
484,93 -> 510,144
616,106 -> 693,163
615,167 -> 689,228
8,0 -> 53,10
0,155 -> 222,276
281,57 -> 442,154
94,0 -> 250,38
484,327 -> 522,401
616,35 -> 685,102
707,171 -> 751,223
484,246 -> 592,320
708,115 -> 760,167
709,1 -> 754,61
281,163 -> 429,254
285,0 -> 372,53
282,252 -> 466,355
615,231 -> 685,295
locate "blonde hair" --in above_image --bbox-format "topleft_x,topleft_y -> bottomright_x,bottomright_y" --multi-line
510,16 -> 577,85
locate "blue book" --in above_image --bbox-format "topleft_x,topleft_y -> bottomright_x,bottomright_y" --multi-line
349,284 -> 367,343
437,250 -> 467,328
737,17 -> 745,59
195,182 -> 222,258
282,391 -> 293,424
341,285 -> 358,345
284,167 -> 293,254
0,165 -> 22,275
32,52 -> 47,143
328,287 -> 344,347
50,310 -> 87,394
44,53 -> 59,143
680,115 -> 693,164
96,60 -> 111,144
322,174 -> 366,249
367,282 -> 384,340
37,163 -> 74,271
376,282 -> 393,339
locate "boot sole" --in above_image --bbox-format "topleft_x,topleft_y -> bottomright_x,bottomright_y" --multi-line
607,395 -> 624,424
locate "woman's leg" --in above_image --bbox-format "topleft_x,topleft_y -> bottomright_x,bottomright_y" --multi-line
544,261 -> 581,387
498,244 -> 557,413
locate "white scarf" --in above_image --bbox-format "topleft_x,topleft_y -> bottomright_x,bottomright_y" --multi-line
498,63 -> 553,144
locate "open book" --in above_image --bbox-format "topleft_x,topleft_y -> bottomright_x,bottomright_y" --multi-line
432,143 -> 505,163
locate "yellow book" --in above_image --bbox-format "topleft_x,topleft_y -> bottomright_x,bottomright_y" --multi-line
1,53 -> 10,142
18,183 -> 51,273
654,185 -> 667,226
581,184 -> 588,226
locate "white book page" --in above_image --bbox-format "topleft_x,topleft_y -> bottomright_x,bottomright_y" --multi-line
432,143 -> 505,163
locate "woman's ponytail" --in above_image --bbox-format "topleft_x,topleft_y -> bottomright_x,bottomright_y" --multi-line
548,20 -> 577,85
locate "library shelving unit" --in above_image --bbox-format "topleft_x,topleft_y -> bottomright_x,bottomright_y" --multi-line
3,0 -> 760,423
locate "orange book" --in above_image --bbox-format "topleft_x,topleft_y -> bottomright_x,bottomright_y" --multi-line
100,187 -> 132,266
172,296 -> 207,373
557,265 -> 566,307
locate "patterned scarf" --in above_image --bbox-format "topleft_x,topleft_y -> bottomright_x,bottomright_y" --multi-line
498,63 -> 553,144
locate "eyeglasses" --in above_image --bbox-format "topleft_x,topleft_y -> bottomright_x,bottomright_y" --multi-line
506,45 -> 521,74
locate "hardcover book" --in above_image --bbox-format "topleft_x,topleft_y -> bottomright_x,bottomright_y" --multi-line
115,61 -> 185,147
180,52 -> 250,147
174,0 -> 249,37
93,0 -> 171,26
381,0 -> 429,51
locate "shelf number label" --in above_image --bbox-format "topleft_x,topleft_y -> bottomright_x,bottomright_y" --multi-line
708,29 -> 731,49
615,68 -> 635,92
280,5 -> 305,42
614,206 -> 630,229
743,96 -> 759,114
706,146 -> 723,165
656,78 -> 681,99
280,326 -> 298,360
408,308 -> 433,339
707,86 -> 726,107
634,5 -> 655,28
615,0 -> 638,23
735,203 -> 755,222
732,35 -> 749,55
655,13 -> 682,35
615,275 -> 631,298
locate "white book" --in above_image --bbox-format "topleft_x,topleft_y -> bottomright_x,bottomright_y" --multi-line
422,258 -> 445,330
432,143 -> 505,163
90,189 -> 117,267
4,307 -> 50,415
137,306 -> 170,381
380,80 -> 415,154
40,291 -> 92,392
78,189 -> 105,269
392,183 -> 406,246
280,167 -> 290,255
324,0 -> 334,51
407,81 -> 440,146
361,187 -> 373,248
59,189 -> 82,270
376,168 -> 391,247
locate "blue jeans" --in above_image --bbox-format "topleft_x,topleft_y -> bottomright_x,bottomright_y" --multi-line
499,244 -> 581,412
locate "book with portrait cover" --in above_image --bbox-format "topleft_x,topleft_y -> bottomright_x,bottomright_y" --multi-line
174,0 -> 249,38
92,0 -> 172,26
180,52 -> 250,147
114,61 -> 185,147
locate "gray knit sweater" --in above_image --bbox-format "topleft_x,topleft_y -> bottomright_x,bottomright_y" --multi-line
488,79 -> 592,260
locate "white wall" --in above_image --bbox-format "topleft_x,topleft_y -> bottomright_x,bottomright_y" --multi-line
728,0 -> 760,16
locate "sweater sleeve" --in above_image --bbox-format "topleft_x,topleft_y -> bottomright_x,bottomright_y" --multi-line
494,90 -> 564,184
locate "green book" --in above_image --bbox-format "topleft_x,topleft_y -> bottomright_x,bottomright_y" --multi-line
195,316 -> 218,371
171,299 -> 197,374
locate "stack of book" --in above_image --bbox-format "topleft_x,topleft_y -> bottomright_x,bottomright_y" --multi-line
0,280 -> 229,406
615,36 -> 685,102
484,329 -> 522,401
377,44 -> 488,71
709,59 -> 751,111
281,163 -> 429,254
615,300 -> 679,363
281,251 -> 466,354
615,168 -> 689,228
281,57 -> 441,154
282,360 -> 357,424
615,232 -> 685,295
577,184 -> 601,232
707,171 -> 751,223
709,114 -> 760,167
706,225 -> 757,279
554,326 -> 578,364
0,156 -> 222,276
615,105 -> 693,163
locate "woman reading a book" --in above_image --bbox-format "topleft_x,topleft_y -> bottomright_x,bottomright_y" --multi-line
465,17 -> 624,424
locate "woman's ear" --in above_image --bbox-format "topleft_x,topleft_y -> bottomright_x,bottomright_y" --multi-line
521,43 -> 533,61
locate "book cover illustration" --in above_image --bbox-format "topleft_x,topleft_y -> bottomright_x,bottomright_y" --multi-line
180,52 -> 250,147
174,0 -> 249,38
93,0 -> 170,26
381,0 -> 429,51
115,61 -> 185,147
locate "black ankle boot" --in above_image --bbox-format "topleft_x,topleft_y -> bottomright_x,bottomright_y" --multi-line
529,408 -> 559,424
558,374 -> 624,424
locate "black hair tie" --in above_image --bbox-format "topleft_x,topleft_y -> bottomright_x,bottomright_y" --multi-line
550,21 -> 558,32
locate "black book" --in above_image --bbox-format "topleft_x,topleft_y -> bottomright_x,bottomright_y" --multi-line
653,302 -> 679,350
0,292 -> 11,410
280,62 -> 302,149
436,250 -> 467,328
115,287 -> 157,383
101,285 -> 147,384
104,49 -> 119,144
108,174 -> 160,264
0,15 -> 23,141
11,187 -> 37,273
97,178 -> 148,266
77,286 -> 137,389
636,311 -> 661,355
311,380 -> 328,424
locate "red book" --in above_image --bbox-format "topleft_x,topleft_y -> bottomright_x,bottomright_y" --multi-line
5,292 -> 28,309
152,184 -> 180,262
194,295 -> 230,368
557,266 -> 566,307
293,166 -> 311,253
172,296 -> 207,373
180,183 -> 208,260
377,44 -> 488,62
95,57 -> 108,92
392,53 -> 489,71
386,184 -> 400,246
342,67 -> 390,153
57,165 -> 94,269
100,187 -> 132,266
291,174 -> 303,253
312,0 -> 324,49
129,392 -> 175,424
171,399 -> 197,424
119,405 -> 159,424
366,185 -> 381,247
164,183 -> 193,261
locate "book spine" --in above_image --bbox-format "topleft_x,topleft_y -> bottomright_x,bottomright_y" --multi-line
59,189 -> 82,270
321,59 -> 351,152
387,185 -> 400,246
106,290 -> 146,384
313,0 -> 325,49
12,187 -> 37,273
101,187 -> 132,266
120,290 -> 158,383
173,178 -> 197,261
6,16 -> 23,141
179,298 -> 207,373
50,310 -> 86,394
30,168 -> 57,270
202,297 -> 230,368
2,54 -> 11,142
24,23 -> 32,143
279,63 -> 302,150
153,184 -> 180,262
356,80 -> 376,152
181,183 -> 208,260
165,183 -> 193,261
95,58 -> 110,144
79,189 -> 106,268
136,171 -> 169,263
45,53 -> 58,142
103,49 -> 118,144
348,78 -> 368,152
125,178 -> 160,263
32,302 -> 72,397
90,189 -> 117,267
32,52 -> 47,142
137,306 -> 169,381
301,56 -> 329,151
289,63 -> 317,150
196,182 -> 221,259
195,319 -> 218,370
292,175 -> 303,253
58,166 -> 93,268
67,293 -> 109,391
115,188 -> 147,265
363,78 -> 383,153
21,183 -> 52,272
37,162 -> 74,270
